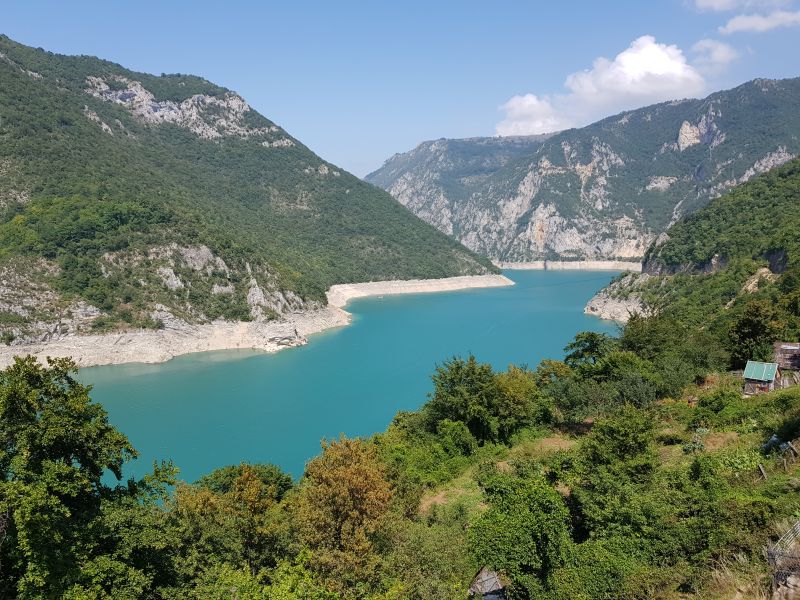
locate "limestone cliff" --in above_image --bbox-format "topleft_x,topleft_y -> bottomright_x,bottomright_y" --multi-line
367,78 -> 800,263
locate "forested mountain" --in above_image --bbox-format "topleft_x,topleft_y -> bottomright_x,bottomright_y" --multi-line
366,78 -> 800,263
0,35 -> 493,342
3,157 -> 800,597
588,156 -> 800,365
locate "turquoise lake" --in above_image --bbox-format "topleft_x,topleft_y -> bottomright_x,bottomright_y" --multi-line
81,270 -> 618,481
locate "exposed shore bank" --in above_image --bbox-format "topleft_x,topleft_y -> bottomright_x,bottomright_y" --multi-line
583,272 -> 650,322
0,274 -> 513,369
495,260 -> 642,272
326,274 -> 514,308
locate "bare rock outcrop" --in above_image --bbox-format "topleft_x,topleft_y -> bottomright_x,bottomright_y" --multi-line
584,273 -> 650,322
84,75 -> 294,146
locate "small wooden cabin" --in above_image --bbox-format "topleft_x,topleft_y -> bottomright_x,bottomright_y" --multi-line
469,566 -> 506,599
774,342 -> 800,371
743,360 -> 781,395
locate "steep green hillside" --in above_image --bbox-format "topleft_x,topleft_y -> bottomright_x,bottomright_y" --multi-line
0,35 -> 493,341
590,157 -> 800,367
643,158 -> 800,274
368,79 -> 800,262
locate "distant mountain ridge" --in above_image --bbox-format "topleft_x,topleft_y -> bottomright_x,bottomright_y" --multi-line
0,35 -> 493,343
366,78 -> 800,263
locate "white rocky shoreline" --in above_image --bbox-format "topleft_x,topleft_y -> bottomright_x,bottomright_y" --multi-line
583,272 -> 649,322
0,274 -> 513,369
494,260 -> 642,272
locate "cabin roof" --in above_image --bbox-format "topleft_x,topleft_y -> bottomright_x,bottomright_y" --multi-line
744,360 -> 779,382
774,342 -> 800,370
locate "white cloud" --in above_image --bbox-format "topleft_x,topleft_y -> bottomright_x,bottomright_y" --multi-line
691,39 -> 740,73
496,36 -> 706,136
693,0 -> 789,11
719,9 -> 800,32
496,95 -> 575,136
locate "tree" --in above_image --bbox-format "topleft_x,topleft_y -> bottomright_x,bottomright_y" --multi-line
577,406 -> 657,482
571,407 -> 660,538
297,437 -> 391,597
0,356 -> 171,598
729,298 -> 784,368
386,519 -> 476,600
563,332 -> 616,368
190,563 -> 270,599
196,463 -> 293,499
469,474 -> 572,599
495,365 -> 553,438
263,553 -> 338,600
533,359 -> 573,388
170,465 -> 291,583
424,355 -> 501,443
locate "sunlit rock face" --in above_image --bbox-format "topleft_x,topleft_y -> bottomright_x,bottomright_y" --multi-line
367,78 -> 800,262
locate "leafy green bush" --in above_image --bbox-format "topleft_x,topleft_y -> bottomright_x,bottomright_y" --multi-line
469,473 -> 572,599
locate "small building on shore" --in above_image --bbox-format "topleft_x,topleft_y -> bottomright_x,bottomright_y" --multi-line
743,360 -> 781,395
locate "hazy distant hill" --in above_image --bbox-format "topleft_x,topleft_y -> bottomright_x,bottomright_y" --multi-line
0,35 -> 493,342
367,78 -> 800,263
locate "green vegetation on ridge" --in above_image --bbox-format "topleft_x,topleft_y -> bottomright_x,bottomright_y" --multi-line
3,159 -> 800,596
0,35 -> 493,336
2,34 -> 800,600
617,158 -> 800,368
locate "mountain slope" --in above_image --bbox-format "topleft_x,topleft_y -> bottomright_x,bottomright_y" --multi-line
0,35 -> 493,342
365,135 -> 553,236
367,78 -> 800,262
586,157 -> 800,360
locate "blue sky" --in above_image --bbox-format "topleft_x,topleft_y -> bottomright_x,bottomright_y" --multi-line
3,1 -> 799,175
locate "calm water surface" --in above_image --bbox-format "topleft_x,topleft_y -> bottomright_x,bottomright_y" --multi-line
81,270 -> 618,481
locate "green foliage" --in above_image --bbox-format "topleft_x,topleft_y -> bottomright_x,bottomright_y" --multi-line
374,411 -> 502,515
547,377 -> 618,424
469,473 -> 572,599
195,463 -> 293,499
262,555 -> 338,600
425,356 -> 502,443
436,419 -> 478,457
548,537 -> 669,600
571,408 -> 660,538
386,519 -> 476,600
1,345 -> 799,599
190,564 -> 270,600
0,34 -> 494,332
627,158 -> 800,371
563,331 -> 616,368
645,158 -> 800,272
297,437 -> 392,598
425,356 -> 545,445
0,356 -> 176,599
729,298 -> 784,367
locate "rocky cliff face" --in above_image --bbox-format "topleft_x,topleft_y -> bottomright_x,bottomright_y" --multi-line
367,78 -> 800,262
